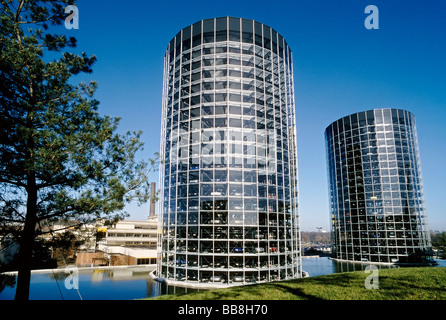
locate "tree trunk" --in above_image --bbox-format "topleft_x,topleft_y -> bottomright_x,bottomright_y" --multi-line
15,132 -> 38,300
14,184 -> 37,300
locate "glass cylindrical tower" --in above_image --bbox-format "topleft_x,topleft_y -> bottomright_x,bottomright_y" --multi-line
157,17 -> 301,286
325,108 -> 433,265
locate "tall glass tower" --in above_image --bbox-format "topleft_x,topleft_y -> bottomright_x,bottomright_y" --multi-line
325,109 -> 433,265
157,17 -> 301,286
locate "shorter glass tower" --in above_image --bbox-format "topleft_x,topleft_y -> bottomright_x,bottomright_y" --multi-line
325,109 -> 433,264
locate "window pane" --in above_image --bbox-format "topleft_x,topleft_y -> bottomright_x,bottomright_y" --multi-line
216,17 -> 227,42
215,118 -> 227,127
263,25 -> 271,50
216,57 -> 227,65
254,21 -> 262,46
229,105 -> 241,115
229,170 -> 242,182
203,19 -> 214,43
192,21 -> 201,47
229,80 -> 241,90
202,93 -> 214,103
182,26 -> 191,51
215,105 -> 227,114
242,19 -> 253,44
229,17 -> 240,41
229,117 -> 242,128
215,93 -> 227,102
215,81 -> 227,89
202,105 -> 214,115
229,93 -> 241,102
214,170 -> 228,182
229,184 -> 242,195
202,118 -> 214,128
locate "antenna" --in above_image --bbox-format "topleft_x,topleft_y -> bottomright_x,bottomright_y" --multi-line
149,182 -> 156,218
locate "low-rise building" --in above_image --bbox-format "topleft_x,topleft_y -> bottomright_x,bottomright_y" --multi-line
105,218 -> 157,248
75,216 -> 158,267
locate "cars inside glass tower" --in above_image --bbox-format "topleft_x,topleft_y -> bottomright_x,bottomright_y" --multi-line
157,17 -> 301,286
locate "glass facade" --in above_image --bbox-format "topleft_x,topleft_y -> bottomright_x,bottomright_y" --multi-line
325,109 -> 433,264
157,17 -> 301,286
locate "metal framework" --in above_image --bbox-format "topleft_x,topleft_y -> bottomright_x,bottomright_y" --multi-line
157,17 -> 301,286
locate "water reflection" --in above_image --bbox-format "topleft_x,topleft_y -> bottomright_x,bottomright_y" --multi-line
302,256 -> 445,277
1,259 -> 444,300
159,283 -> 201,297
333,259 -> 397,273
0,266 -> 160,300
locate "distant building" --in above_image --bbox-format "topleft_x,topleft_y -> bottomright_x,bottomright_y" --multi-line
105,218 -> 158,248
75,217 -> 158,267
325,108 -> 433,264
100,217 -> 158,265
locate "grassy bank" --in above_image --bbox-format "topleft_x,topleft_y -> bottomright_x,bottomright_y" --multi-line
149,267 -> 446,300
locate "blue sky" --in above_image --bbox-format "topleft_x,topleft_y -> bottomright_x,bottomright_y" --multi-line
65,0 -> 446,231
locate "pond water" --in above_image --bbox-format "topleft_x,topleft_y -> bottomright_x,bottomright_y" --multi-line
0,265 -> 201,300
1,258 -> 444,300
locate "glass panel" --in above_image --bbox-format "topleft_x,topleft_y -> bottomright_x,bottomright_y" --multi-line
216,17 -> 227,42
244,184 -> 257,196
215,93 -> 227,102
229,183 -> 242,196
216,57 -> 227,65
242,19 -> 253,44
214,170 -> 227,182
215,105 -> 227,114
214,183 -> 227,195
229,17 -> 240,42
201,170 -> 213,182
191,71 -> 201,82
215,69 -> 227,77
215,81 -> 227,89
229,93 -> 241,102
190,108 -> 200,118
263,25 -> 271,50
278,34 -> 284,58
202,105 -> 214,115
192,21 -> 202,47
202,118 -> 214,128
200,184 -> 213,196
229,118 -> 242,128
229,80 -> 241,90
182,26 -> 191,51
229,105 -> 241,115
272,29 -> 278,54
202,93 -> 214,103
215,118 -> 227,127
175,31 -> 181,56
203,18 -> 214,43
229,170 -> 242,182
202,81 -> 213,90
254,21 -> 262,46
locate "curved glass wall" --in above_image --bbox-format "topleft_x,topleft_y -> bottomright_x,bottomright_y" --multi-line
157,17 -> 301,286
325,109 -> 433,264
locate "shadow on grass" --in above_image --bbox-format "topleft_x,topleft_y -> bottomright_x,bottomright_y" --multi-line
269,283 -> 324,300
377,274 -> 446,299
296,272 -> 363,288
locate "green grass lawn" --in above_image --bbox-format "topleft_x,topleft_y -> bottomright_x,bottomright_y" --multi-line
149,267 -> 446,300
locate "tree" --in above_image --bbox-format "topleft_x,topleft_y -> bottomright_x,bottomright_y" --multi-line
432,231 -> 446,260
46,229 -> 84,264
0,0 -> 159,300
